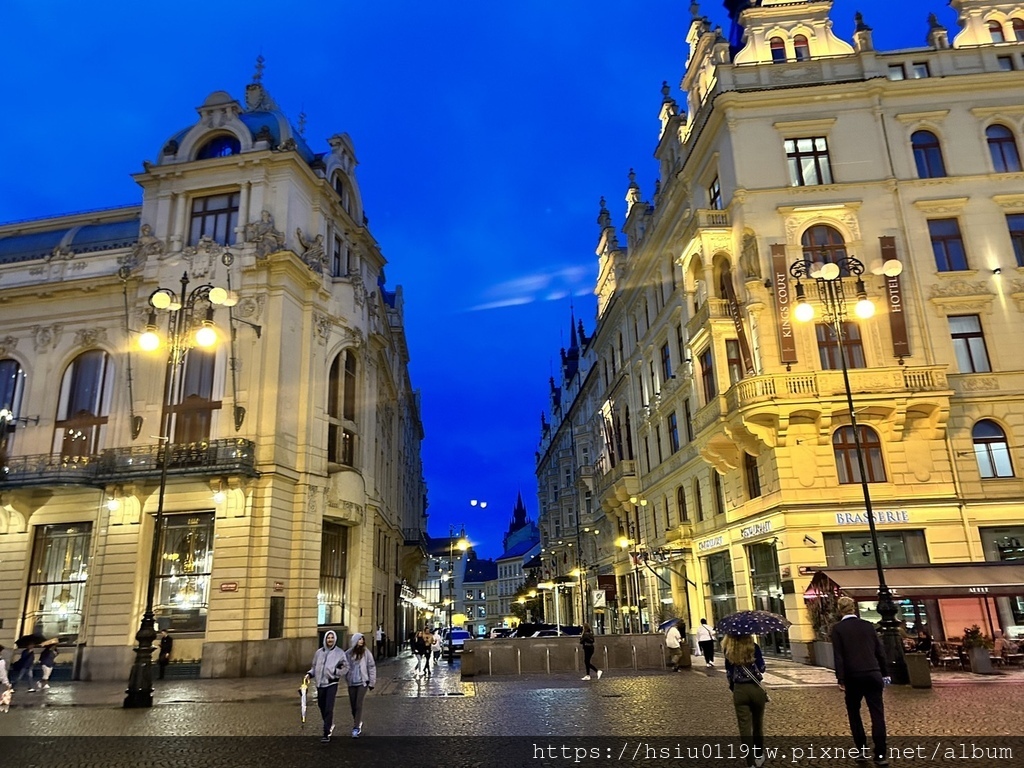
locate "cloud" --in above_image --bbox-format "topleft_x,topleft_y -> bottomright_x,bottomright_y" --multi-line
466,265 -> 592,312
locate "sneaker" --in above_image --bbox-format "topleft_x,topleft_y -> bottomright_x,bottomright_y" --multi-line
321,736 -> 330,744
706,662 -> 714,668
329,724 -> 335,738
874,759 -> 890,767
352,728 -> 360,738
596,670 -> 603,680
41,684 -> 50,690
581,675 -> 591,681
26,688 -> 35,693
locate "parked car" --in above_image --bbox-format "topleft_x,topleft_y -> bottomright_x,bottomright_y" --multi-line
488,627 -> 513,639
443,629 -> 472,653
531,629 -> 561,638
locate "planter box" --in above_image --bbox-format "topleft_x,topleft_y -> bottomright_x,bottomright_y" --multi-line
812,641 -> 835,670
967,646 -> 995,675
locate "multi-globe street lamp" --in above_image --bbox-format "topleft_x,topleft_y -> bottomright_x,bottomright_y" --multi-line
616,513 -> 645,634
123,270 -> 237,708
790,252 -> 908,684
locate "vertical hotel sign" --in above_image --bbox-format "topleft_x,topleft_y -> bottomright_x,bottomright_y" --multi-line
880,237 -> 911,358
771,244 -> 798,364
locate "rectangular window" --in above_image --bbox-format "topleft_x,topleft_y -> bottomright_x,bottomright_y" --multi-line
911,62 -> 930,78
887,64 -> 906,81
676,324 -> 686,365
668,412 -> 680,453
660,343 -> 672,381
816,322 -> 866,369
24,523 -> 92,644
706,551 -> 737,625
784,137 -> 833,186
708,176 -> 723,210
1008,214 -> 1024,267
170,347 -> 220,443
319,522 -> 348,625
744,453 -> 762,499
997,55 -> 1015,71
949,315 -> 992,373
699,347 -> 716,402
928,218 -> 969,271
333,236 -> 344,277
155,513 -> 214,633
189,192 -> 239,246
823,530 -> 928,568
726,339 -> 744,385
684,400 -> 694,442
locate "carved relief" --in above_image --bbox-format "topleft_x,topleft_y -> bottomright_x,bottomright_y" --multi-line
236,295 -> 264,322
928,280 -> 993,298
341,326 -> 364,349
0,335 -> 17,357
46,245 -> 74,262
31,324 -> 63,353
244,211 -> 285,259
959,376 -> 999,391
296,228 -> 326,274
74,328 -> 108,347
128,224 -> 165,269
182,235 -> 219,278
314,313 -> 331,345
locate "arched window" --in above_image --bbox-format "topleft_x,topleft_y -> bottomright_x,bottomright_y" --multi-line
333,174 -> 352,215
1013,18 -> 1024,41
986,124 -> 1022,172
0,358 -> 25,456
801,224 -> 848,267
793,35 -> 810,61
54,350 -> 113,458
169,347 -> 220,443
973,420 -> 1014,478
196,135 -> 240,160
770,37 -> 787,63
989,20 -> 1007,43
833,425 -> 886,484
327,350 -> 358,466
911,130 -> 947,178
712,471 -> 725,516
676,486 -> 688,521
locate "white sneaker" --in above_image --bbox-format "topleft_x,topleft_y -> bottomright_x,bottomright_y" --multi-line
706,662 -> 714,668
581,675 -> 591,681
41,684 -> 50,690
596,670 -> 603,680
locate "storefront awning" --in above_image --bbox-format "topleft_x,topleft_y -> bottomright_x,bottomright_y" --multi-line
806,563 -> 1024,599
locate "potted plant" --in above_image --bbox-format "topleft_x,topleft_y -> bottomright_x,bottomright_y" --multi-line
962,625 -> 995,674
806,589 -> 843,669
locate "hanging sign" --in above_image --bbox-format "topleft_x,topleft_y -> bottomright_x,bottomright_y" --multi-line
592,590 -> 607,608
880,237 -> 910,359
771,244 -> 798,364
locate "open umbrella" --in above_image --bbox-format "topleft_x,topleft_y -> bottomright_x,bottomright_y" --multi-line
716,610 -> 792,637
659,617 -> 685,633
298,677 -> 308,727
14,633 -> 46,648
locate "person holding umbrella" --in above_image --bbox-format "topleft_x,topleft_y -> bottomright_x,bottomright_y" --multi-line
11,645 -> 37,692
37,639 -> 59,690
723,633 -> 768,768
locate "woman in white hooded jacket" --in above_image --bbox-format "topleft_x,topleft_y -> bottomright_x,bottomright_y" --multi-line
305,630 -> 350,742
344,632 -> 376,738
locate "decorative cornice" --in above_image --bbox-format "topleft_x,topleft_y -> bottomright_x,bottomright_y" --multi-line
912,196 -> 969,215
895,109 -> 950,125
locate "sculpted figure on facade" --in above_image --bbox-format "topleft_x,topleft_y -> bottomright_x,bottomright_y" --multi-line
296,228 -> 326,274
130,223 -> 166,266
31,324 -> 63,353
244,210 -> 285,259
740,232 -> 762,280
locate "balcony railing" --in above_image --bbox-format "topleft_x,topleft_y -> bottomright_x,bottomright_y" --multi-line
686,298 -> 731,340
1,438 -> 258,488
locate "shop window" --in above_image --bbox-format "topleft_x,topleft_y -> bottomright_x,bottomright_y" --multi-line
911,130 -> 947,178
833,425 -> 886,484
816,322 -> 866,369
54,350 -> 112,459
188,192 -> 239,246
706,551 -> 737,625
23,523 -> 92,644
319,521 -> 348,625
155,513 -> 214,633
973,419 -> 1014,478
823,530 -> 928,568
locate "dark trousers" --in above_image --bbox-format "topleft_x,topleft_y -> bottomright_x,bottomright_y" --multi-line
669,647 -> 683,670
316,684 -> 339,737
732,683 -> 768,767
844,672 -> 887,760
699,640 -> 715,664
348,684 -> 367,728
583,646 -> 599,674
158,656 -> 169,679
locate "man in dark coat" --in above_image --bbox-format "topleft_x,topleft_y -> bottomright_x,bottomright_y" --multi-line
831,597 -> 890,767
158,630 -> 173,679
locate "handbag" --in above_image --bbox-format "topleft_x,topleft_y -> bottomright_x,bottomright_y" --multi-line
740,664 -> 771,702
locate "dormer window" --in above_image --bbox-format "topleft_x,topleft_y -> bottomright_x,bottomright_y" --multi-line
770,37 -> 787,63
333,174 -> 352,215
196,135 -> 241,160
990,20 -> 1006,43
793,35 -> 810,61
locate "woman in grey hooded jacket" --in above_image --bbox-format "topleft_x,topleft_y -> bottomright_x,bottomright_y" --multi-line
305,630 -> 350,742
344,632 -> 376,738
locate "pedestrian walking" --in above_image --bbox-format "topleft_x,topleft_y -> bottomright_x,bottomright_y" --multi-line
831,596 -> 890,766
374,624 -> 384,658
412,630 -> 430,678
580,623 -> 602,680
431,629 -> 442,662
666,620 -> 685,671
697,618 -> 716,668
304,630 -> 350,743
37,640 -> 58,690
158,629 -> 174,679
345,632 -> 376,738
723,634 -> 768,768
11,646 -> 36,691
0,645 -> 10,713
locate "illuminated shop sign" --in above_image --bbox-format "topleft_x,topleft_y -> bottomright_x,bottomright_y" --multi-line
835,510 -> 909,525
698,535 -> 726,552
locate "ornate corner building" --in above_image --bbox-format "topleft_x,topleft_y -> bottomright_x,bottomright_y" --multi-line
537,0 -> 1024,661
0,65 -> 427,678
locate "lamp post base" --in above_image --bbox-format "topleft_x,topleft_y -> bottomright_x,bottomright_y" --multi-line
124,612 -> 158,708
876,590 -> 909,686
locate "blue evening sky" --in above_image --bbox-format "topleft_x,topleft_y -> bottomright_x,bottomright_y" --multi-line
2,1 -> 941,557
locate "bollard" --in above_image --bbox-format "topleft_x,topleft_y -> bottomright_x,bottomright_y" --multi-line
575,645 -> 580,672
488,649 -> 493,677
516,646 -> 522,675
603,645 -> 609,671
545,648 -> 551,675
631,645 -> 637,671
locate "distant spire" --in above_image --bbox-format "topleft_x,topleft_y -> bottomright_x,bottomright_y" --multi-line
625,168 -> 641,214
253,54 -> 266,84
597,197 -> 611,228
854,12 -> 872,32
298,108 -> 307,136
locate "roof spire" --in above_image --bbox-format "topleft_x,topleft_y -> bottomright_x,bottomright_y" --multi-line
253,54 -> 266,84
298,108 -> 307,137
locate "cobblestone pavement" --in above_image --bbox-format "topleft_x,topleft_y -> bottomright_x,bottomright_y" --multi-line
1,652 -> 1021,739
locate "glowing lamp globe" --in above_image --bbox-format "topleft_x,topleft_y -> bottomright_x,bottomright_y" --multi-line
794,301 -> 815,322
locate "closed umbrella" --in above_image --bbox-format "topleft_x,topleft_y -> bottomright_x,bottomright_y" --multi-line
298,677 -> 308,726
716,610 -> 792,637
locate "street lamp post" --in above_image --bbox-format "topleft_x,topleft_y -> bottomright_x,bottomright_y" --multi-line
124,270 -> 234,708
790,253 -> 908,685
447,524 -> 468,665
616,521 -> 645,634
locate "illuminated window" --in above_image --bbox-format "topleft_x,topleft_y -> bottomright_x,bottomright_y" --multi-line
785,137 -> 833,186
816,322 -> 866,369
23,523 -> 92,644
155,513 -> 214,633
53,350 -> 112,459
